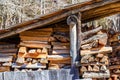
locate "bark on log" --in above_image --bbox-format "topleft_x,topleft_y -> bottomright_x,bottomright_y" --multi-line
81,33 -> 108,45
82,26 -> 102,39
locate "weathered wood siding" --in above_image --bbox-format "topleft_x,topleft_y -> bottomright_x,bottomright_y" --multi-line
0,69 -> 74,80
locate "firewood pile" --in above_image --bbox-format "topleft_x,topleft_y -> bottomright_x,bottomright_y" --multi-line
12,23 -> 71,71
108,31 -> 120,80
12,27 -> 54,71
80,26 -> 112,79
0,42 -> 18,72
48,24 -> 71,69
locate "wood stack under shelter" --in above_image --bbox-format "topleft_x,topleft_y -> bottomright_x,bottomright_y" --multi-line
12,27 -> 54,71
12,22 -> 71,71
48,23 -> 71,69
80,26 -> 112,79
0,42 -> 18,72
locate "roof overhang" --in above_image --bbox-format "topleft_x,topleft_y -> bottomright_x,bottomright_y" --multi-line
0,0 -> 119,39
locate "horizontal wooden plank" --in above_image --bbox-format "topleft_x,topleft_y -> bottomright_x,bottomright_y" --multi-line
0,56 -> 13,62
109,65 -> 120,70
52,49 -> 70,54
31,27 -> 53,32
0,44 -> 16,49
83,70 -> 110,78
48,55 -> 71,61
20,36 -> 56,42
20,31 -> 52,37
53,46 -> 70,49
18,52 -> 47,58
0,53 -> 17,56
19,42 -> 51,48
51,42 -> 70,46
81,47 -> 112,56
0,49 -> 18,53
22,41 -> 49,44
50,59 -> 71,64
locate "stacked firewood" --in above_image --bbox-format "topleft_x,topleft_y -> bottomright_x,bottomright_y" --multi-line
108,31 -> 120,80
12,28 -> 55,71
48,23 -> 71,70
80,26 -> 112,79
0,42 -> 18,72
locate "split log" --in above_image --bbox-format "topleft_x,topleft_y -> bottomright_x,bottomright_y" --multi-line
42,48 -> 48,53
48,64 -> 60,70
18,53 -> 47,58
32,59 -> 37,64
18,47 -> 27,54
16,57 -> 25,64
81,40 -> 98,50
82,26 -> 102,39
81,47 -> 112,56
88,66 -> 93,71
100,56 -> 108,64
100,65 -> 107,71
52,49 -> 69,54
19,42 -> 51,48
96,53 -> 104,58
81,33 -> 107,45
38,58 -> 48,64
83,70 -> 110,78
113,69 -> 120,74
95,57 -> 100,62
26,58 -> 33,62
88,56 -> 95,62
81,66 -> 87,72
28,49 -> 37,54
93,65 -> 99,72
81,55 -> 91,63
36,49 -> 42,53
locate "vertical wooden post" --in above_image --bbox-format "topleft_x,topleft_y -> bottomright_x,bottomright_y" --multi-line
67,13 -> 81,80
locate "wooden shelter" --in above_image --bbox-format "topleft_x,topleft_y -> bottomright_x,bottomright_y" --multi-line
0,0 -> 119,80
